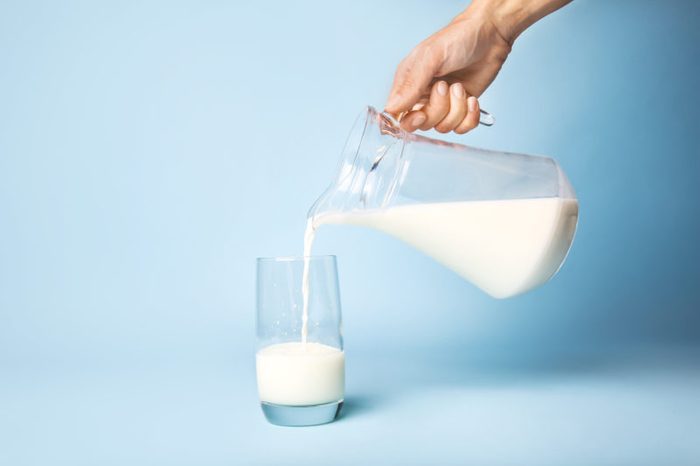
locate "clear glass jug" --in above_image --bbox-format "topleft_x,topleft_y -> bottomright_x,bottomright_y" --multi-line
308,106 -> 579,299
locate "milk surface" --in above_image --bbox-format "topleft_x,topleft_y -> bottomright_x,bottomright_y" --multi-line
314,197 -> 578,298
256,342 -> 345,406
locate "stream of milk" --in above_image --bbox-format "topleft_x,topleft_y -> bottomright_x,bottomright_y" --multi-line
300,218 -> 315,344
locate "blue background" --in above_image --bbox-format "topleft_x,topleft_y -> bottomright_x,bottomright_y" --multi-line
1,1 -> 699,464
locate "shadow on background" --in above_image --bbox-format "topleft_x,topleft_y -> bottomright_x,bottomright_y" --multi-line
344,342 -> 700,416
338,394 -> 391,421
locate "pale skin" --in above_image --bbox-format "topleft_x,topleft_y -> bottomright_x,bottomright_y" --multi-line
385,0 -> 572,134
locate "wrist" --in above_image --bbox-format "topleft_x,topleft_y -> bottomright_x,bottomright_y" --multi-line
462,0 -> 571,44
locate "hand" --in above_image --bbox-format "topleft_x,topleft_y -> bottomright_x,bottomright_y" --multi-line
385,0 -> 572,134
385,11 -> 512,134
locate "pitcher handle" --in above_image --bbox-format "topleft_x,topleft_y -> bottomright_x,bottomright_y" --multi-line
478,109 -> 495,126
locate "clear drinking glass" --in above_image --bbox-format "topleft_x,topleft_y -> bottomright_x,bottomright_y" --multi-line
256,256 -> 344,426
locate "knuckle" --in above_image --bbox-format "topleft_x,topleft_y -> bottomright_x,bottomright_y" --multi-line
397,56 -> 412,72
399,74 -> 416,90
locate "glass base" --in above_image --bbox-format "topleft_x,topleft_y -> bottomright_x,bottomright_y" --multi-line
260,400 -> 343,427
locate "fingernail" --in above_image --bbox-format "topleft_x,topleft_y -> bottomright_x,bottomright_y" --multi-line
412,113 -> 426,127
467,96 -> 477,112
437,81 -> 448,96
451,84 -> 465,98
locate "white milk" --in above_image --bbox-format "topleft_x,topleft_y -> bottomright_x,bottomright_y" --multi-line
314,197 -> 578,299
256,342 -> 345,406
300,219 -> 315,344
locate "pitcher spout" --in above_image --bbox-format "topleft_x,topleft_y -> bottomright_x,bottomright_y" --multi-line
307,106 -> 407,224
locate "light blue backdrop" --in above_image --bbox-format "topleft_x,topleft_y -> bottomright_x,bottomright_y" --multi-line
1,1 -> 699,465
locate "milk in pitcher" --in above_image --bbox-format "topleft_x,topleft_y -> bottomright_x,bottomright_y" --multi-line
311,197 -> 578,298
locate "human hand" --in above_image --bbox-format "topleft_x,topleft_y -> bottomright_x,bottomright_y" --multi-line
385,10 -> 511,134
386,0 -> 571,134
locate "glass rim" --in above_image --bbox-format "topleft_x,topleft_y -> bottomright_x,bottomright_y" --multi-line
256,255 -> 337,263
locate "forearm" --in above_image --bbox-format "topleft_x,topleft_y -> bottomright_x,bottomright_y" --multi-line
461,0 -> 572,44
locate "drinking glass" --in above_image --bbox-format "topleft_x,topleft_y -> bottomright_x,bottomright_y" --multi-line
256,256 -> 344,426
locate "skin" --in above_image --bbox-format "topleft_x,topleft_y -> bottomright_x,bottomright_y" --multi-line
385,0 -> 572,134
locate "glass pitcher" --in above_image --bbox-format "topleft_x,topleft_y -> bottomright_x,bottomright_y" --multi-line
308,106 -> 579,299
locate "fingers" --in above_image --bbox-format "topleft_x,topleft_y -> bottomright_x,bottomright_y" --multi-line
434,83 -> 468,133
417,81 -> 450,130
455,96 -> 480,134
396,80 -> 482,135
399,80 -> 450,132
400,110 -> 427,132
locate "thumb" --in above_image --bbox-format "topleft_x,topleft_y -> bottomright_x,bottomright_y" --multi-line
385,52 -> 436,115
